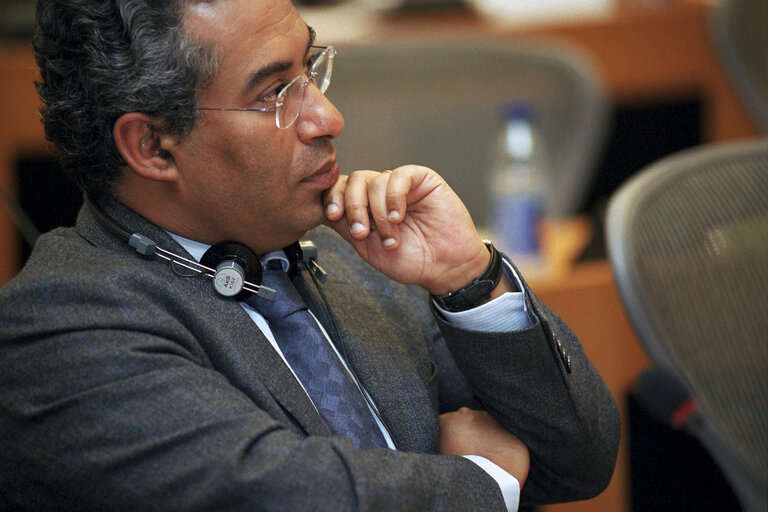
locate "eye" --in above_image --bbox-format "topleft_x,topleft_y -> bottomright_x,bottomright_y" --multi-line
254,82 -> 287,107
305,49 -> 321,73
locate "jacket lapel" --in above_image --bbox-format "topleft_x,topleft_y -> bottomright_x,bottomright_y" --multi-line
294,269 -> 439,453
78,197 -> 332,439
226,306 -> 334,438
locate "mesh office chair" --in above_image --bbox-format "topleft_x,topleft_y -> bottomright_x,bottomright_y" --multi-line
711,0 -> 768,133
326,39 -> 608,226
606,139 -> 768,512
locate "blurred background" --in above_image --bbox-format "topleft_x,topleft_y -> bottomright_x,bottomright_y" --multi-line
0,0 -> 765,511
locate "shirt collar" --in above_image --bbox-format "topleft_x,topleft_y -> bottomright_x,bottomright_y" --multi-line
168,232 -> 290,272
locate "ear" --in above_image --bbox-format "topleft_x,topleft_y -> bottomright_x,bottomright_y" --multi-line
113,112 -> 181,183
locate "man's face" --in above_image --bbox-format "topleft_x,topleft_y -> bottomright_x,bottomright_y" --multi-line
172,0 -> 344,253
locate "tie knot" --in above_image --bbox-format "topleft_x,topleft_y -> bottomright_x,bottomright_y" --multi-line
247,269 -> 307,321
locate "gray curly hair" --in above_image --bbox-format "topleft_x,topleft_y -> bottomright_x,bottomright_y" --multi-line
33,0 -> 221,197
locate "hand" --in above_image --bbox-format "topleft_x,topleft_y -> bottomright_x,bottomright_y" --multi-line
323,165 -> 490,295
439,407 -> 530,487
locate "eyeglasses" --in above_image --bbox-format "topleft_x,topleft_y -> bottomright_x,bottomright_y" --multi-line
197,45 -> 336,130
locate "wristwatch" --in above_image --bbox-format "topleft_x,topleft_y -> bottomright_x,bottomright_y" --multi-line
432,241 -> 503,312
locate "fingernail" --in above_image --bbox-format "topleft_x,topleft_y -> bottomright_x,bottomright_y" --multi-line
383,238 -> 397,247
350,222 -> 365,235
388,210 -> 400,221
326,203 -> 340,216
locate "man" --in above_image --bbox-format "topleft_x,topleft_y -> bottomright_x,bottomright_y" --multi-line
0,0 -> 619,510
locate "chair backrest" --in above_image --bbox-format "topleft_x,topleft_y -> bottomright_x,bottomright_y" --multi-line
326,39 -> 608,224
606,139 -> 768,512
711,0 -> 768,133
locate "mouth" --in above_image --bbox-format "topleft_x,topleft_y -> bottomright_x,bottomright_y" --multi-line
302,158 -> 339,190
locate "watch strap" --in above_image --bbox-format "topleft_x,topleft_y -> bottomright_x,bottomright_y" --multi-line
432,241 -> 503,312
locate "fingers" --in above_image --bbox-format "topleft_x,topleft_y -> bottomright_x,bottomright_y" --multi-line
324,168 -> 414,250
347,171 -> 390,242
439,407 -> 531,487
324,173 -> 346,222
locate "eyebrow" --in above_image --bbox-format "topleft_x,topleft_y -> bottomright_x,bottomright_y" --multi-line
241,24 -> 317,97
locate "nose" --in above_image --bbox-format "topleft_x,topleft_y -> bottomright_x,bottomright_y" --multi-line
295,82 -> 345,142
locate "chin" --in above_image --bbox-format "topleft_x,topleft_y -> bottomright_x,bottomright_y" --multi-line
266,214 -> 323,252
300,198 -> 327,228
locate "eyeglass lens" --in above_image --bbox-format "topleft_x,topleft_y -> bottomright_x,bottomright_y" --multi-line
276,47 -> 334,129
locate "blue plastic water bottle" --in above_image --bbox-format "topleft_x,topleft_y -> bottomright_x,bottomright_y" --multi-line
488,101 -> 545,262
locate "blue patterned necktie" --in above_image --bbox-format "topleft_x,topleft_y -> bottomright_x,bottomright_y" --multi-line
247,265 -> 387,450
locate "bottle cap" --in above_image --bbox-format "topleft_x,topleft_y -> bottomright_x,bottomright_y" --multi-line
502,100 -> 534,121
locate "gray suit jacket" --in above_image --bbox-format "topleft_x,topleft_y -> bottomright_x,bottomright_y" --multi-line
0,197 -> 619,511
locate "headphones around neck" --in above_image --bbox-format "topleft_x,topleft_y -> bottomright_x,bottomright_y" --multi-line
85,196 -> 326,301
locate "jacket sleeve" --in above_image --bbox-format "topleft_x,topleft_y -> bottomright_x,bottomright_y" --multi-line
418,278 -> 620,505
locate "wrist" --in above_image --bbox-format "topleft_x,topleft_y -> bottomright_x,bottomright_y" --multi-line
431,241 -> 504,312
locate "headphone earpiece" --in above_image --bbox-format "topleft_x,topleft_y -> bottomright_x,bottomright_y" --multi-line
84,196 -> 321,302
201,241 -> 263,300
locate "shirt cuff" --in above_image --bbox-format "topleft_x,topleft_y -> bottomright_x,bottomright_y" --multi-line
463,455 -> 520,512
434,260 -> 533,332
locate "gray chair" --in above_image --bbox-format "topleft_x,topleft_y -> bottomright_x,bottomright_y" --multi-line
606,139 -> 768,512
711,0 -> 768,133
326,39 -> 608,226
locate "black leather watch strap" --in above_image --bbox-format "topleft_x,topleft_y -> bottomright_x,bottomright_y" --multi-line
432,241 -> 503,312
